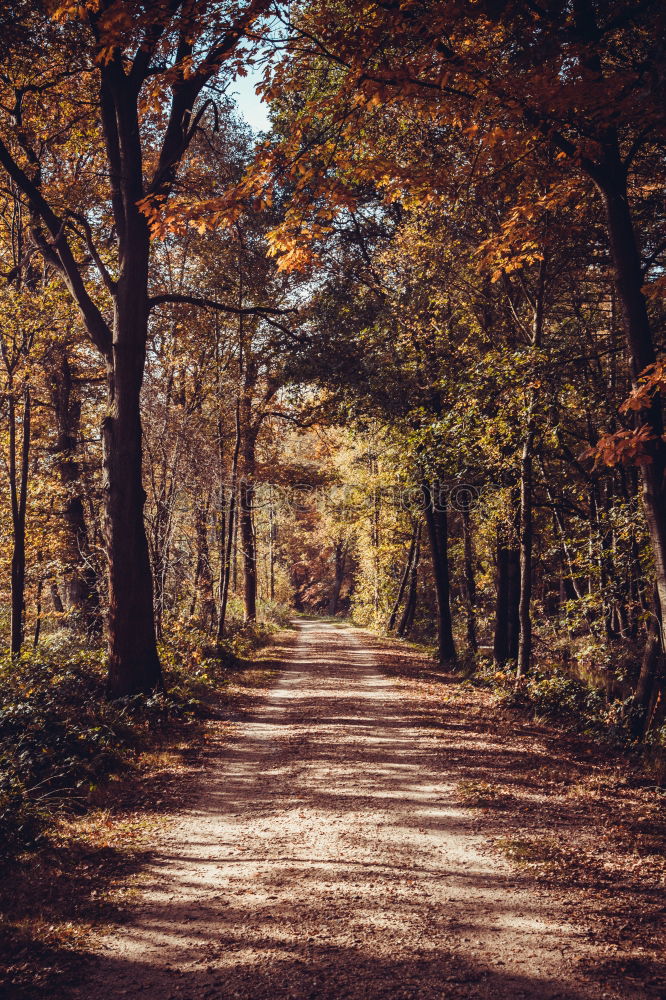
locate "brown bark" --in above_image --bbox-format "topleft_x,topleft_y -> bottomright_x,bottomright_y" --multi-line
388,522 -> 418,631
50,581 -> 65,615
596,144 -> 666,650
33,558 -> 43,650
9,386 -> 30,655
240,471 -> 257,622
328,539 -> 349,616
47,347 -> 100,631
190,494 -> 216,624
102,317 -> 162,695
516,245 -> 546,678
268,502 -> 276,602
101,75 -> 162,694
422,482 -> 456,666
240,357 -> 259,623
461,506 -> 477,654
494,530 -> 520,665
217,400 -> 241,642
398,522 -> 421,638
516,431 -> 534,677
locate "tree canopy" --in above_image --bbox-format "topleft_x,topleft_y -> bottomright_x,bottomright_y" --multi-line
0,0 -> 664,741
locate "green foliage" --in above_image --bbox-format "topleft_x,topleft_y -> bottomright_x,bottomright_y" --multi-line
0,647 -> 126,858
0,611 -> 283,860
480,660 -> 641,746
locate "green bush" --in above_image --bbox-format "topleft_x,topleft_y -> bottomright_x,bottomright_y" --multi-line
480,659 -> 639,746
0,614 -> 276,860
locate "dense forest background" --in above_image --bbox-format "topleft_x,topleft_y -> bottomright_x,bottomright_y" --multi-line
0,0 -> 665,860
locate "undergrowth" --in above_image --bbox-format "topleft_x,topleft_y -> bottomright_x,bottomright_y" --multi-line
0,615 -> 280,861
475,658 -> 666,766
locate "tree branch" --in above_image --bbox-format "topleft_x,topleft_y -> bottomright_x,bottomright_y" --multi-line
67,211 -> 117,296
148,292 -> 296,317
0,137 -> 113,358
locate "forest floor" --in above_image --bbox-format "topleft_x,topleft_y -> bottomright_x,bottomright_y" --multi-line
44,617 -> 665,1000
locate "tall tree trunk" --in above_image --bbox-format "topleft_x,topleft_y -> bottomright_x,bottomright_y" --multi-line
328,540 -> 348,616
398,523 -> 421,638
190,494 -> 215,624
48,347 -> 100,632
461,506 -> 478,654
9,385 -> 30,655
494,525 -> 520,664
516,246 -> 546,677
217,399 -> 241,642
103,222 -> 161,697
33,552 -> 43,649
516,428 -> 535,677
232,490 -> 239,595
240,424 -> 258,623
269,501 -> 276,602
597,139 -> 666,648
371,462 -> 380,615
422,482 -> 456,666
388,522 -> 418,631
240,475 -> 257,621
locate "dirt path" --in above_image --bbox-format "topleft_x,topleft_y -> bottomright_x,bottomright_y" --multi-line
71,620 -> 628,1000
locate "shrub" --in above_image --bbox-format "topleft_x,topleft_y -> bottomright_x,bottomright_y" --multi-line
479,659 -> 638,746
0,613 -> 275,860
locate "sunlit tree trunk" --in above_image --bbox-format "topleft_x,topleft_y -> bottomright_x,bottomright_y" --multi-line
516,246 -> 546,678
240,412 -> 258,622
190,493 -> 216,624
268,502 -> 276,602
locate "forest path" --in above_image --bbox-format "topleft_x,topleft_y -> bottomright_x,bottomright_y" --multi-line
74,619 -> 609,1000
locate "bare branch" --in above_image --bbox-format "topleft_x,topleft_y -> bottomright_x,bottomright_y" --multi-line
0,136 -> 113,358
66,211 -> 117,296
148,292 -> 295,317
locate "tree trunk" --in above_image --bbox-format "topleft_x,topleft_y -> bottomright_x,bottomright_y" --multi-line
494,528 -> 520,664
269,502 -> 276,602
422,482 -> 456,666
398,522 -> 421,638
103,223 -> 162,697
9,386 -> 30,656
598,141 -> 666,648
190,494 -> 215,624
371,467 -> 380,615
48,347 -> 100,632
461,506 -> 477,653
516,429 -> 534,677
217,399 -> 241,642
33,556 -> 43,649
328,540 -> 348,616
388,522 -> 418,631
516,243 -> 546,677
240,416 -> 258,622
